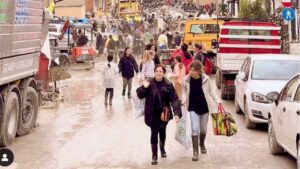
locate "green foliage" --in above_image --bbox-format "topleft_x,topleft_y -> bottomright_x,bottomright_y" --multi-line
239,0 -> 270,19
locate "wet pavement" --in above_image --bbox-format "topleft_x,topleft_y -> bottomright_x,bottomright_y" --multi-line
3,57 -> 297,169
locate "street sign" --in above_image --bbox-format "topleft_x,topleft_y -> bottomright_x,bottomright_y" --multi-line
282,7 -> 296,21
282,0 -> 291,7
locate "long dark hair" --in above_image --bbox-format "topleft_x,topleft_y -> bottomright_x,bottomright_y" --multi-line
181,43 -> 191,59
123,47 -> 131,58
107,55 -> 113,68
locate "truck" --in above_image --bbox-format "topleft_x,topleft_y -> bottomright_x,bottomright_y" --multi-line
0,0 -> 58,146
215,21 -> 281,99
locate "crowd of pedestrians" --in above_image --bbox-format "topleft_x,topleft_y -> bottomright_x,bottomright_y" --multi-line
95,5 -> 221,166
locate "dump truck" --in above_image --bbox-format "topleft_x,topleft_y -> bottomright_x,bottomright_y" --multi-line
0,0 -> 55,146
215,21 -> 281,100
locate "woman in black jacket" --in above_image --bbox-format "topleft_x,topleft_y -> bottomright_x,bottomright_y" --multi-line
118,47 -> 139,98
136,65 -> 182,165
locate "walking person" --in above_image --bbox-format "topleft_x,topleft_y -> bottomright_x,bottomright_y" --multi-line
193,43 -> 205,64
125,33 -> 134,49
158,30 -> 168,49
182,60 -> 221,161
107,35 -> 118,62
119,47 -> 139,98
96,33 -> 104,57
140,50 -> 155,80
170,55 -> 186,103
102,55 -> 119,106
136,65 -> 182,165
146,43 -> 161,65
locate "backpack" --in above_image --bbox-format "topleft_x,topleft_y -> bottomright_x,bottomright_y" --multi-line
204,56 -> 213,75
108,39 -> 116,50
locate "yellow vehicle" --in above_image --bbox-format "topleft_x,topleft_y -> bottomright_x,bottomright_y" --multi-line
118,0 -> 141,18
183,19 -> 224,53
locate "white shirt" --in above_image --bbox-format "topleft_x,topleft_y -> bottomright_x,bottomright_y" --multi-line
126,35 -> 133,48
141,60 -> 155,80
158,34 -> 168,47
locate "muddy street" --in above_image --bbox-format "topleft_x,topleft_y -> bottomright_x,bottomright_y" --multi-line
3,57 -> 297,169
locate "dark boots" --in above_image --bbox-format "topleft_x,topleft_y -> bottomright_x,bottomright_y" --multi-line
151,144 -> 158,165
192,135 -> 199,161
104,92 -> 108,106
160,141 -> 167,158
128,92 -> 131,99
199,134 -> 207,154
122,89 -> 125,96
109,95 -> 113,106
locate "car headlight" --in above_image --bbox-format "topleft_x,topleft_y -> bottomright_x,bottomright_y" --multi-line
251,92 -> 272,104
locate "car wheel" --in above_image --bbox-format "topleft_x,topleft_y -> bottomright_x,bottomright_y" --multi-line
234,95 -> 242,114
244,101 -> 256,129
297,140 -> 300,169
268,119 -> 284,155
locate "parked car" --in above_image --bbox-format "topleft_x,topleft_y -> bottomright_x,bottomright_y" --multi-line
234,54 -> 300,128
263,74 -> 300,167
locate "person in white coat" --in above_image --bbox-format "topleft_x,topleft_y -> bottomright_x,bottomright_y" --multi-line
102,55 -> 119,106
182,60 -> 221,161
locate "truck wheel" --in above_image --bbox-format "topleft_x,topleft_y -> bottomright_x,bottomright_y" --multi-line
17,87 -> 38,136
0,92 -> 20,146
215,70 -> 221,89
234,95 -> 242,114
268,119 -> 284,155
244,101 -> 256,129
220,82 -> 227,100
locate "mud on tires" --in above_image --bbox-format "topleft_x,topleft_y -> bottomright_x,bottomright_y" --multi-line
0,91 -> 20,146
17,87 -> 38,136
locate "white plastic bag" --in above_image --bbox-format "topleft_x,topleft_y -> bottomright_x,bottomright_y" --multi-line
133,93 -> 145,119
175,107 -> 192,150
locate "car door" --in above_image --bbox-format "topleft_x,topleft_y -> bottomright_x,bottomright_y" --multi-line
276,76 -> 300,149
236,58 -> 250,111
285,77 -> 300,155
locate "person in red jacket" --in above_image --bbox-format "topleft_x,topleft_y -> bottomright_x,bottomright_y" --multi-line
171,43 -> 193,74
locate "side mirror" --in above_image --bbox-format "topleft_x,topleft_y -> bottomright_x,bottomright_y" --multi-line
266,92 -> 279,105
237,72 -> 247,81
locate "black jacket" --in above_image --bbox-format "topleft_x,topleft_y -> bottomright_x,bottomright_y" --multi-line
118,55 -> 139,79
136,78 -> 182,127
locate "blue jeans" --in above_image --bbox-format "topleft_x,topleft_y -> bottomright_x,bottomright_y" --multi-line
190,111 -> 209,136
159,45 -> 167,49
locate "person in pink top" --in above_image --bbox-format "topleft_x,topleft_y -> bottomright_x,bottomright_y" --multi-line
171,55 -> 186,102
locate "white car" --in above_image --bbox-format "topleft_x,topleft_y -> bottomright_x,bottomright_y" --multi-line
264,74 -> 300,168
234,55 -> 300,128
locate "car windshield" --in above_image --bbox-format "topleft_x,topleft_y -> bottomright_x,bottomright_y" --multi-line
252,60 -> 300,80
190,24 -> 220,34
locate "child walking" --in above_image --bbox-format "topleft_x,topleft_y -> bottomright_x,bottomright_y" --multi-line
171,55 -> 186,102
102,55 -> 119,106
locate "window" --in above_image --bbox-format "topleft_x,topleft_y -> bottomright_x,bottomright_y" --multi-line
251,60 -> 300,80
294,85 -> 300,101
190,24 -> 220,34
280,77 -> 299,102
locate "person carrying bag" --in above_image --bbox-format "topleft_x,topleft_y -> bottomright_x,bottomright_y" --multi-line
136,65 -> 182,165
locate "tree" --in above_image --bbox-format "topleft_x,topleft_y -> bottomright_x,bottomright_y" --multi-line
239,0 -> 269,20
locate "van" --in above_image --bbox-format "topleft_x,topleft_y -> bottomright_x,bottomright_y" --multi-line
183,19 -> 224,53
